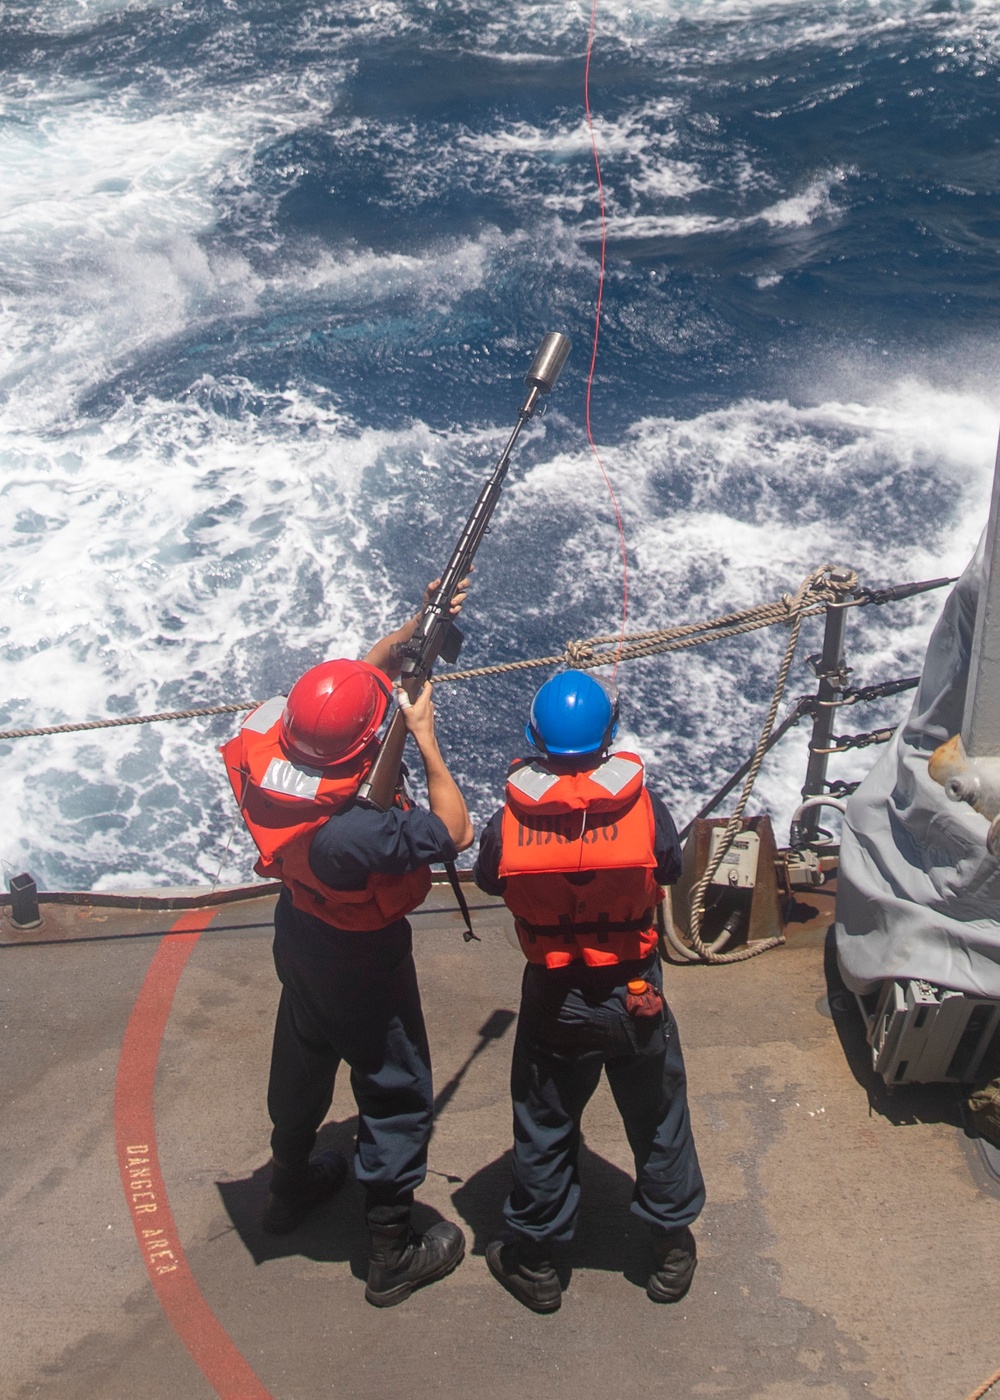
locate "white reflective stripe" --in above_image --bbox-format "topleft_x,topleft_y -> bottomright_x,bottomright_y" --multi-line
243,695 -> 287,734
589,755 -> 641,796
260,757 -> 322,799
507,764 -> 560,803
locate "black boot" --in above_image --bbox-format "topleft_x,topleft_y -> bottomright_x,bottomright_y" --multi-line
262,1150 -> 348,1234
486,1236 -> 561,1313
646,1225 -> 697,1303
365,1205 -> 465,1308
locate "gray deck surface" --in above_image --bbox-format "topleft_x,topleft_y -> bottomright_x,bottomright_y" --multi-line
2,885 -> 998,1400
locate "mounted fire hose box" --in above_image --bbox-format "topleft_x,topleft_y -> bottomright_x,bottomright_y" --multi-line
708,826 -> 760,888
671,815 -> 783,949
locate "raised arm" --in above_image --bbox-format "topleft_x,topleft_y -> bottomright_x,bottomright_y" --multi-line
396,682 -> 474,850
363,576 -> 470,680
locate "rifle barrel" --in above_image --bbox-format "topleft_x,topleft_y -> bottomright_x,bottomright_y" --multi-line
356,332 -> 571,811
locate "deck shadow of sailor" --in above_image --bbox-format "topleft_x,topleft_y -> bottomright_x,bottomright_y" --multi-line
217,1120 -> 453,1279
216,1006 -> 520,1276
822,925 -> 964,1130
451,1142 -> 656,1289
446,1004 -> 666,1290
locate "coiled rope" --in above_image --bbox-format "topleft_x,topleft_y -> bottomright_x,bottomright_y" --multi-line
0,563 -> 927,969
677,564 -> 857,964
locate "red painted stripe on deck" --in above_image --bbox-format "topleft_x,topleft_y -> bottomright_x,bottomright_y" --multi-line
114,910 -> 274,1400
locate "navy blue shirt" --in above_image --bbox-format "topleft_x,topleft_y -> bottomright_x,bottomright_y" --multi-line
473,770 -> 682,897
309,801 -> 458,890
273,800 -> 457,947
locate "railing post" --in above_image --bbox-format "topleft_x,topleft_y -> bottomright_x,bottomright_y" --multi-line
800,568 -> 855,844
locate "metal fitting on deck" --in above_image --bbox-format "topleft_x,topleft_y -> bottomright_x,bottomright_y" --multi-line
7,872 -> 42,930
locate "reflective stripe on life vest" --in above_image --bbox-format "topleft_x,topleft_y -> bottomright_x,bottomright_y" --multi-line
220,699 -> 430,932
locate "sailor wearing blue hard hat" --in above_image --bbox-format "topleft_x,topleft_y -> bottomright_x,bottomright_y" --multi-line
473,670 -> 705,1312
524,669 -> 620,754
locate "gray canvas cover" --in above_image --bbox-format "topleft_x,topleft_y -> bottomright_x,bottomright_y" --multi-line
836,534 -> 1000,997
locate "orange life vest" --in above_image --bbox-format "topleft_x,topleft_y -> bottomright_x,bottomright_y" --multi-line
497,750 -> 663,969
220,695 -> 431,932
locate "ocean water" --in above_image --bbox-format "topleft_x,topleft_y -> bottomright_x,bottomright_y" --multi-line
2,0 -> 1000,890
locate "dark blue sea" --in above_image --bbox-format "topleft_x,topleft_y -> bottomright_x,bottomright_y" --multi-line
2,0 -> 999,890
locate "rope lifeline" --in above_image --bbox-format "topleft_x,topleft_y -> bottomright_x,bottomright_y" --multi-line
0,701 -> 259,742
0,569 -> 929,743
966,1368 -> 1000,1400
0,565 -> 937,966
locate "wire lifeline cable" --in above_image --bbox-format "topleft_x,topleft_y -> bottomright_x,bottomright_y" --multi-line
583,0 -> 629,676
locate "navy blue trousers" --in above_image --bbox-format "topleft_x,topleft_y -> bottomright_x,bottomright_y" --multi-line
267,891 -> 433,1207
505,957 -> 705,1244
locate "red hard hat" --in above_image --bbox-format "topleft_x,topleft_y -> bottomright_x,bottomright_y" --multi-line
279,660 -> 391,765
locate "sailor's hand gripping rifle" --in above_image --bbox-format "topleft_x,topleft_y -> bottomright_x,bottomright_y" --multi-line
356,331 -> 571,812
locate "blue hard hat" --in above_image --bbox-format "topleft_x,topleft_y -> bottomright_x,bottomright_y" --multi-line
526,672 -> 620,755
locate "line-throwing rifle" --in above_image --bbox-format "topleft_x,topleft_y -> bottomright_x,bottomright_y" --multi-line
357,332 -> 571,813
357,332 -> 571,934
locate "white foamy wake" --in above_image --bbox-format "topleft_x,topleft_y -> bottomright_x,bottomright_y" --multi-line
2,368 -> 997,888
0,386 -> 503,888
1,82 -> 313,423
420,89 -> 852,251
465,0 -> 1000,73
0,77 -> 513,429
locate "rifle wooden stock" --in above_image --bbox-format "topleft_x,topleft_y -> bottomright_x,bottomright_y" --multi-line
358,677 -> 422,811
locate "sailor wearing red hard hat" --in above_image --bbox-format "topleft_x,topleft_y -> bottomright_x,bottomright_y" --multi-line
473,671 -> 705,1312
222,580 -> 473,1308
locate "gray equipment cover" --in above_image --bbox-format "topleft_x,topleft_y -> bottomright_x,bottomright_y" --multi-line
836,534 -> 1000,997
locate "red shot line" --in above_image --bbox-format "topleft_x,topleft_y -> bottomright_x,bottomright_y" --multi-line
583,0 -> 629,675
113,909 -> 274,1400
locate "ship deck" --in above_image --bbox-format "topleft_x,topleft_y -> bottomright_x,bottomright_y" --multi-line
2,880 -> 999,1400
